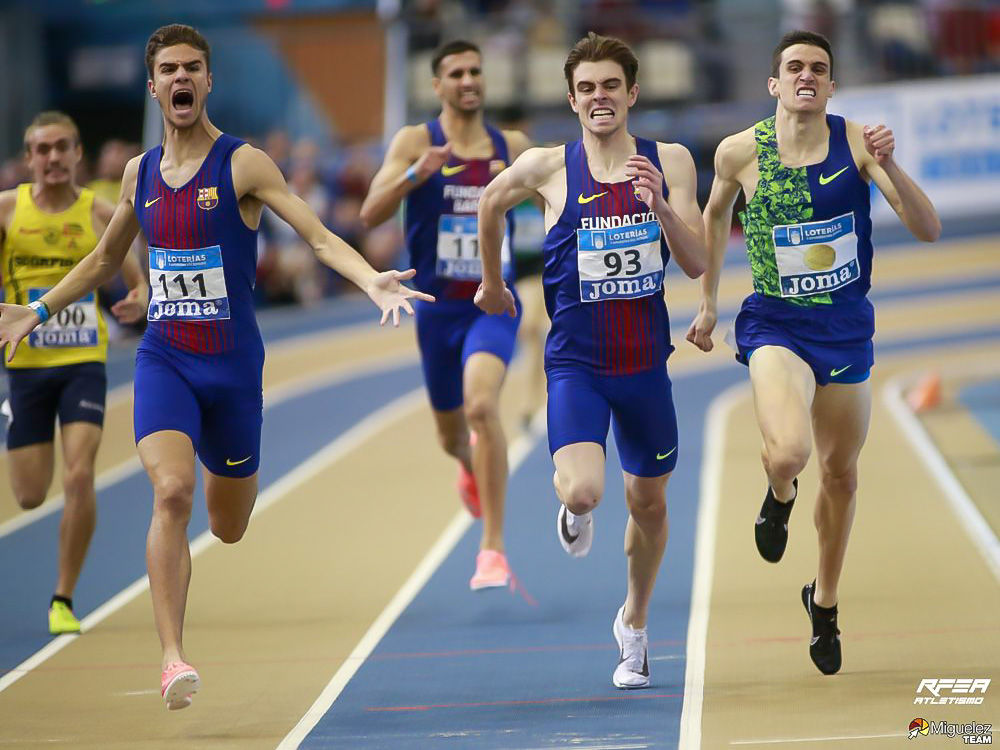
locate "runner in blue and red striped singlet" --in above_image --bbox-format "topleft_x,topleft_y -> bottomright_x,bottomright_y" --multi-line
360,40 -> 533,592
0,24 -> 431,710
475,33 -> 707,690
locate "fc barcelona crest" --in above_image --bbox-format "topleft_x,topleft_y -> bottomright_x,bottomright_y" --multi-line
197,186 -> 219,210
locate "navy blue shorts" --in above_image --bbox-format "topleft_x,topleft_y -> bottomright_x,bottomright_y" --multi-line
734,294 -> 874,386
4,362 -> 107,449
414,297 -> 520,412
546,364 -> 678,478
133,344 -> 264,478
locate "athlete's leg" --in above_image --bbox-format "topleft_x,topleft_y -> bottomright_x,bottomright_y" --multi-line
138,430 -> 198,667
432,407 -> 472,471
204,470 -> 259,544
7,443 -> 55,510
748,346 -> 816,500
553,442 -> 606,515
810,380 -> 871,607
514,274 -> 547,427
463,352 -> 508,552
55,422 -> 101,599
621,471 -> 669,629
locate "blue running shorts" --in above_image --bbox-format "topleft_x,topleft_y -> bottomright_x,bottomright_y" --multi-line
133,345 -> 264,478
734,294 -> 874,386
414,297 -> 521,412
546,364 -> 678,478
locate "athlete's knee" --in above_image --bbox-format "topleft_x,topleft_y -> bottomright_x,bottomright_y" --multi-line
763,440 -> 810,481
819,462 -> 858,500
151,474 -> 195,520
625,485 -> 667,525
561,477 -> 602,515
463,393 -> 499,429
14,489 -> 46,511
209,515 -> 248,544
62,464 -> 96,502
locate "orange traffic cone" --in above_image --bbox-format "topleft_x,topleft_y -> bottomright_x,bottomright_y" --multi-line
906,371 -> 942,412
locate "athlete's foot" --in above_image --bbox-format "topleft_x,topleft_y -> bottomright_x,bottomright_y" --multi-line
469,550 -> 511,590
48,599 -> 81,635
161,661 -> 201,710
457,433 -> 481,518
612,605 -> 650,689
802,581 -> 842,675
557,504 -> 594,557
754,478 -> 797,563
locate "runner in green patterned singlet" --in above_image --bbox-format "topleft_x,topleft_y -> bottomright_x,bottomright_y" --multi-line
687,30 -> 940,675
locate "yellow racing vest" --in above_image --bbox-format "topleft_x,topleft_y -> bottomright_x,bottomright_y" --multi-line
2,183 -> 108,368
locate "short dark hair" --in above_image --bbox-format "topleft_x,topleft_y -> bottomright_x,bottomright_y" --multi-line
145,24 -> 211,79
431,40 -> 481,76
23,111 -> 80,154
564,32 -> 639,95
771,30 -> 834,78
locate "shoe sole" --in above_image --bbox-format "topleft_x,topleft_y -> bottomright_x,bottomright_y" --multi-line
163,671 -> 201,710
469,576 -> 510,591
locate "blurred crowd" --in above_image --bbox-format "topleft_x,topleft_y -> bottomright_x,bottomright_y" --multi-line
0,131 -> 400,315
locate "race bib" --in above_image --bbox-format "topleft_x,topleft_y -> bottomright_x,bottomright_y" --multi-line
147,245 -> 230,321
436,215 -> 510,280
28,288 -> 98,348
773,212 -> 860,297
577,220 -> 664,302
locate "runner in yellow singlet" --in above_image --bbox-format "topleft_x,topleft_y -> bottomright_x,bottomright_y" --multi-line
0,111 -> 148,634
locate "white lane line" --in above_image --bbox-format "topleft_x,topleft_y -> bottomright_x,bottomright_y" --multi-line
0,387 -> 426,695
678,382 -> 751,750
883,370 -> 1000,584
276,411 -> 547,750
730,732 -> 905,745
0,351 -> 415,542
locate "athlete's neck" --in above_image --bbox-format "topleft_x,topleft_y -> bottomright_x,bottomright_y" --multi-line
438,107 -> 486,149
774,107 -> 829,163
161,116 -> 223,166
581,127 -> 636,182
30,182 -> 80,214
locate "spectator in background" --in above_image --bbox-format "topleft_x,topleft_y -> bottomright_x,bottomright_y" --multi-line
87,139 -> 140,206
259,138 -> 330,306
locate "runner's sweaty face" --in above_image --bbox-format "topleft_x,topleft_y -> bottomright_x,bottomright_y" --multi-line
25,124 -> 81,188
433,51 -> 484,114
569,60 -> 638,138
768,43 -> 835,114
149,43 -> 212,130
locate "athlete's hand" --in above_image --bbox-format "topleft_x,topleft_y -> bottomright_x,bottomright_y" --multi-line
366,268 -> 435,327
474,282 -> 517,317
111,285 -> 149,325
0,304 -> 42,362
685,302 -> 717,352
625,155 -> 667,211
414,143 -> 453,182
864,125 -> 895,167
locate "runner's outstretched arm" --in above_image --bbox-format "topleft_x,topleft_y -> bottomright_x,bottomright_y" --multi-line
236,145 -> 434,326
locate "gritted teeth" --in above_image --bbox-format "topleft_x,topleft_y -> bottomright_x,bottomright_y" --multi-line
796,87 -> 816,97
591,108 -> 614,119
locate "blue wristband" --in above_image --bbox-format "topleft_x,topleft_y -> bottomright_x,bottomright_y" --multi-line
405,164 -> 420,184
27,299 -> 50,323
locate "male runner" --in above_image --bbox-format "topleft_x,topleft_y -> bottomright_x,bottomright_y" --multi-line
687,30 -> 940,674
360,40 -> 532,590
0,111 -> 148,635
475,33 -> 706,688
0,24 -> 430,709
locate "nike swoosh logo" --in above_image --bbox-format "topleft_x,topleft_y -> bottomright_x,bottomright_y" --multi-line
225,456 -> 252,466
818,166 -> 849,185
830,365 -> 852,377
441,164 -> 467,177
578,191 -> 608,204
656,447 -> 677,460
560,510 -> 579,544
810,636 -> 820,646
755,515 -> 767,526
144,197 -> 162,208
